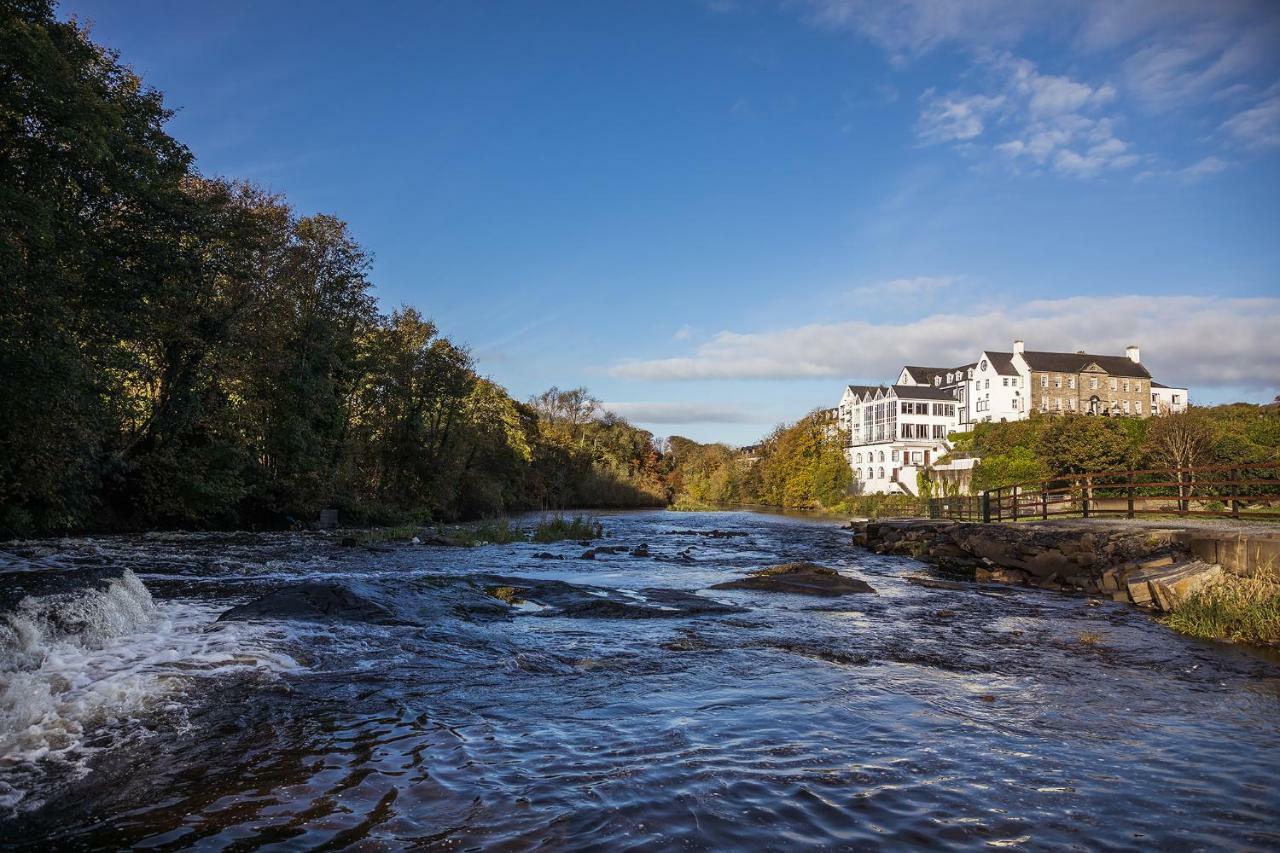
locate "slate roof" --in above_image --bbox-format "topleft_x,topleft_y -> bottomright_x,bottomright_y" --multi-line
983,351 -> 1020,376
1019,350 -> 1151,379
844,384 -> 883,400
903,364 -> 975,386
890,384 -> 958,401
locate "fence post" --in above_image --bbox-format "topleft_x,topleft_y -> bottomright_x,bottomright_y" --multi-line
1012,486 -> 1019,522
1126,470 -> 1135,519
1229,466 -> 1240,519
981,491 -> 991,524
1040,487 -> 1048,521
1081,478 -> 1090,519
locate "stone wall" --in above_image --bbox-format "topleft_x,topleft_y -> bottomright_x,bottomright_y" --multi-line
851,520 -> 1223,611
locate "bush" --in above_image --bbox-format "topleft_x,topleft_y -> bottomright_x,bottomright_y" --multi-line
1162,572 -> 1280,647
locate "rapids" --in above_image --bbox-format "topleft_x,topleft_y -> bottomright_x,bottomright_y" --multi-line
1,510 -> 1277,849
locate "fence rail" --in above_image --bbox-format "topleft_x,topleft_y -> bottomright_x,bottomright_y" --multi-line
981,462 -> 1280,522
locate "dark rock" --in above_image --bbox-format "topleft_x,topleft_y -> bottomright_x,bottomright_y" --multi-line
631,544 -> 650,557
532,551 -> 563,560
579,549 -> 596,560
218,582 -> 404,625
710,562 -> 875,596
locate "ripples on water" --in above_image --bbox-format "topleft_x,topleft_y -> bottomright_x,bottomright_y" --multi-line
1,510 -> 1278,850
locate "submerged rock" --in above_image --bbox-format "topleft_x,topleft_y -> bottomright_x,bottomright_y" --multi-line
218,582 -> 405,625
710,562 -> 876,596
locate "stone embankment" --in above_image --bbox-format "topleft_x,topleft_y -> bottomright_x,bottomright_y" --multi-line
850,519 -> 1280,611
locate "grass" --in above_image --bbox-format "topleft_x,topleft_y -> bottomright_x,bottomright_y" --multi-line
531,515 -> 603,543
348,523 -> 423,545
1161,571 -> 1280,647
345,514 -> 603,547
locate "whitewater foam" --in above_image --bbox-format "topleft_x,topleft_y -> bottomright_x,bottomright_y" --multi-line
0,571 -> 302,815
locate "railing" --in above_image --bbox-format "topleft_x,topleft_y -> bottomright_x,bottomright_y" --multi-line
982,462 -> 1280,522
927,495 -> 983,521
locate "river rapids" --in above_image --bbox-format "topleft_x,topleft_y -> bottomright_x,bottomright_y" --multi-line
1,510 -> 1277,849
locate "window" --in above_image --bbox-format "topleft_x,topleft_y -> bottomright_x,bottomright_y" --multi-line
853,468 -> 861,479
1135,381 -> 1143,393
1054,375 -> 1062,389
1040,397 -> 1048,412
1123,400 -> 1130,414
946,372 -> 953,383
1068,377 -> 1076,390
878,451 -> 885,462
932,424 -> 946,439
985,379 -> 991,389
980,359 -> 988,371
1109,378 -> 1118,391
1136,401 -> 1144,415
855,453 -> 862,463
912,451 -> 923,464
1002,378 -> 1009,386
1068,397 -> 1077,411
1123,379 -> 1130,393
1052,397 -> 1061,411
968,368 -> 974,379
1090,377 -> 1099,390
891,450 -> 899,461
1172,394 -> 1182,404
1041,375 -> 1049,388
934,376 -> 941,386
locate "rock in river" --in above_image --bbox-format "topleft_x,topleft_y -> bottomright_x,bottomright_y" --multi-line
710,562 -> 876,596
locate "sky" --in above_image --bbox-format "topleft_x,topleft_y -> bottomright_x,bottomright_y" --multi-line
66,0 -> 1280,444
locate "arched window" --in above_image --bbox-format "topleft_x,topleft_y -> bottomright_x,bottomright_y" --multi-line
878,467 -> 886,479
878,451 -> 885,462
855,453 -> 862,463
865,468 -> 873,479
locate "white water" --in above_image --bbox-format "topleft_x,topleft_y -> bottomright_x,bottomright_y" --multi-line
0,570 -> 301,815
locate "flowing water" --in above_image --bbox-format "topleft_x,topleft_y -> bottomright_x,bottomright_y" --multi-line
1,510 -> 1278,850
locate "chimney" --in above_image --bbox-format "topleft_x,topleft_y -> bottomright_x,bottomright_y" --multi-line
1012,339 -> 1024,354
1126,345 -> 1140,363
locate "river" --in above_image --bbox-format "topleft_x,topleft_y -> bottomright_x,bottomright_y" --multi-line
2,509 -> 1278,849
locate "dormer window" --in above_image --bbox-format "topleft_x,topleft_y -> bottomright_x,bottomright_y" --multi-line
934,376 -> 941,386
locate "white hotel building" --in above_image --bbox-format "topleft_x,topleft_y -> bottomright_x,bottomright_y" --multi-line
836,340 -> 1188,496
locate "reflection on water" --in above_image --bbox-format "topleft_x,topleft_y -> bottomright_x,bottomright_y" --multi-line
2,510 -> 1279,849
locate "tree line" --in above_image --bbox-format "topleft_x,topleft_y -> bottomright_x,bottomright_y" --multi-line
0,3 -> 663,536
954,404 -> 1280,494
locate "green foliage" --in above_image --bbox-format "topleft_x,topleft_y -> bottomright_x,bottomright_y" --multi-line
663,412 -> 850,512
0,6 -> 666,537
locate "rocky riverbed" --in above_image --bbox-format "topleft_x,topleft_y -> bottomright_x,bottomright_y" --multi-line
3,510 -> 1279,849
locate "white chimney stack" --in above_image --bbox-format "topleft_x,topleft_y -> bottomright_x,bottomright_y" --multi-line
1126,345 -> 1140,363
1013,339 -> 1025,354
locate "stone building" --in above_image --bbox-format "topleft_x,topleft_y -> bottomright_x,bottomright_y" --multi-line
1014,342 -> 1154,417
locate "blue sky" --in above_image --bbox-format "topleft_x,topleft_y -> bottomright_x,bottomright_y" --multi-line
68,0 -> 1280,443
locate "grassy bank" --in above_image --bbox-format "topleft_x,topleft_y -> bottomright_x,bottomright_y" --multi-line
1162,569 -> 1280,647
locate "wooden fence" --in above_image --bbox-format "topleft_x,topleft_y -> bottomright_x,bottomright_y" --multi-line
981,462 -> 1280,522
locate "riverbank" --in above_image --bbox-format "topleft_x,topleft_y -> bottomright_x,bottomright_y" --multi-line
851,518 -> 1280,646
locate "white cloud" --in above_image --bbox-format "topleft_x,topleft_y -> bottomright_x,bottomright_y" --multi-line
609,295 -> 1280,398
854,275 -> 959,296
602,402 -> 760,424
1220,86 -> 1280,148
916,89 -> 1003,143
673,324 -> 695,341
803,0 -> 1041,60
917,53 -> 1135,178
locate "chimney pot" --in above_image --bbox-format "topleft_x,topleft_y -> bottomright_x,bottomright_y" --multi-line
1126,345 -> 1140,363
1012,339 -> 1025,354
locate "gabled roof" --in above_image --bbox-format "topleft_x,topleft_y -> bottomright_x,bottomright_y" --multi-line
890,384 -> 957,401
982,351 -> 1020,376
844,384 -> 880,397
901,366 -> 948,385
903,364 -> 975,386
1151,381 -> 1185,390
1019,350 -> 1151,378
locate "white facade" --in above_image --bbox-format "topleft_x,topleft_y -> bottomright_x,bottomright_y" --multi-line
838,385 -> 962,495
1151,383 -> 1189,414
970,350 -> 1027,423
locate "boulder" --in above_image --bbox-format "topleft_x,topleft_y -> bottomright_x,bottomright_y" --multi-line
710,562 -> 875,597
